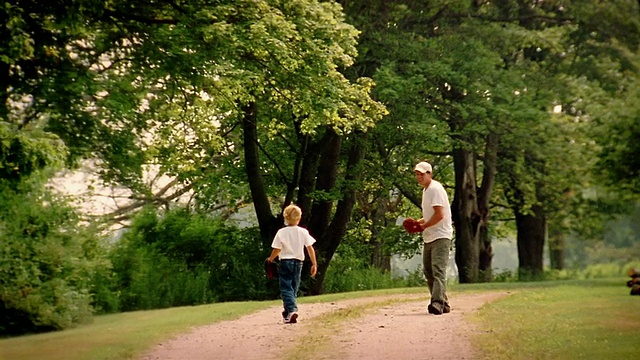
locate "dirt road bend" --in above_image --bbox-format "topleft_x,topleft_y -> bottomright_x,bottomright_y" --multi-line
139,291 -> 509,360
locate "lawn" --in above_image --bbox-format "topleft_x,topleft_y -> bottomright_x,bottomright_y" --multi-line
471,278 -> 640,360
1,279 -> 637,360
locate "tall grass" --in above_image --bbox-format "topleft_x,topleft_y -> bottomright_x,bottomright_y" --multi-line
322,266 -> 425,293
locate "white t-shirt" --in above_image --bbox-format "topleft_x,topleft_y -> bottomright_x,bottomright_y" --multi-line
271,225 -> 316,261
421,180 -> 453,243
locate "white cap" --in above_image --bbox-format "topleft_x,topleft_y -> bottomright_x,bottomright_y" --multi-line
414,161 -> 432,173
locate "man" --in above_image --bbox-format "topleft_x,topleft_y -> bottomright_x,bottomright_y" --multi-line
414,161 -> 453,315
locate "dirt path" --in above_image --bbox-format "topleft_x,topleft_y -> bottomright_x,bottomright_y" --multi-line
139,291 -> 509,360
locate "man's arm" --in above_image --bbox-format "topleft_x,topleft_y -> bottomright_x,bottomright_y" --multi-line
418,206 -> 444,230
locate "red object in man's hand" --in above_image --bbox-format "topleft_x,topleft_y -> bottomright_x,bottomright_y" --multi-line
402,218 -> 423,234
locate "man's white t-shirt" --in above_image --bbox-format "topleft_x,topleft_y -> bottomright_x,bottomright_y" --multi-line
271,225 -> 316,261
421,179 -> 453,243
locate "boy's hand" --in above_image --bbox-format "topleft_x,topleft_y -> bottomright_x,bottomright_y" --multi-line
310,264 -> 317,277
264,259 -> 279,280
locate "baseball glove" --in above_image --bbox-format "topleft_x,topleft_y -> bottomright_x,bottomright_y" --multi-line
402,218 -> 423,234
265,259 -> 279,280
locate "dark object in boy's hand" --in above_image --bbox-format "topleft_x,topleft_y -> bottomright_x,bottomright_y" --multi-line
265,259 -> 279,279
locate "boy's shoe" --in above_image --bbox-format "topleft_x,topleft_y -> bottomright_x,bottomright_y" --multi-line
285,312 -> 298,324
282,310 -> 288,321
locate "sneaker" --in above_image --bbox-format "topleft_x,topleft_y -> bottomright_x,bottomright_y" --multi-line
285,312 -> 298,324
282,310 -> 288,321
443,303 -> 451,314
428,301 -> 444,315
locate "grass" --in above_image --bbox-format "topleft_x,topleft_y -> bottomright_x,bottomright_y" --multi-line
0,301 -> 277,360
1,279 -> 637,360
471,278 -> 640,360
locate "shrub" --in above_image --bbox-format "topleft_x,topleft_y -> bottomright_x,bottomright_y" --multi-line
0,178 -> 105,335
579,263 -> 627,279
106,207 -> 273,311
109,246 -> 215,311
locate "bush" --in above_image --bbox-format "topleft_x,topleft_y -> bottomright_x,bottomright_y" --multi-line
322,252 -> 425,294
109,246 -> 214,310
323,265 -> 425,293
0,178 -> 106,335
105,207 -> 274,312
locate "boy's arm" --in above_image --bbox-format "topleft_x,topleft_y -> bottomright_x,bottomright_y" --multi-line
267,248 -> 281,262
306,245 -> 318,277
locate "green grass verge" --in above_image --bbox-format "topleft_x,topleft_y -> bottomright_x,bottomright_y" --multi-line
0,288 -> 426,360
471,278 -> 640,360
0,301 -> 278,360
1,279 -> 636,360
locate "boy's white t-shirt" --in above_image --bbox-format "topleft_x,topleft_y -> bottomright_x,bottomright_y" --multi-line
271,225 -> 316,261
421,179 -> 453,243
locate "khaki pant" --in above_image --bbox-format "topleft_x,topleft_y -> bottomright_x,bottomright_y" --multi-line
422,238 -> 451,304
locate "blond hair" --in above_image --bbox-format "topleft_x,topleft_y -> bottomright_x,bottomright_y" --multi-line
283,204 -> 302,225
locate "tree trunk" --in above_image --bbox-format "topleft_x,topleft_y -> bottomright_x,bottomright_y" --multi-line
515,204 -> 546,280
309,132 -> 367,294
241,102 -> 280,249
307,129 -> 342,237
548,226 -> 565,270
478,227 -> 493,281
452,147 -> 480,283
478,133 -> 498,281
0,61 -> 8,121
370,195 -> 392,272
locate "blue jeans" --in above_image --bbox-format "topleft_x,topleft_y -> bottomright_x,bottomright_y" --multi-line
279,259 -> 303,315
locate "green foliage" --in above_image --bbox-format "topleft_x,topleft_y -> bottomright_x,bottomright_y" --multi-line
108,246 -> 214,311
0,176 -> 107,335
323,265 -> 423,294
491,261 -> 640,283
322,234 -> 425,293
2,0 -> 386,204
560,200 -> 640,270
105,207 -> 274,312
595,81 -> 640,193
340,0 -> 640,284
0,123 -> 67,184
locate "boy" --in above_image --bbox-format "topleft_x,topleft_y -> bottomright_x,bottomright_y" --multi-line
267,204 -> 318,324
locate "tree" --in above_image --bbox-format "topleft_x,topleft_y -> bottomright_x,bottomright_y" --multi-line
339,0 -> 536,282
2,1 -> 387,295
339,0 -> 640,282
497,0 -> 640,278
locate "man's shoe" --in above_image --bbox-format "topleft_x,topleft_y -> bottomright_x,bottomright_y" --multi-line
428,301 -> 444,315
282,310 -> 288,321
443,303 -> 451,313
